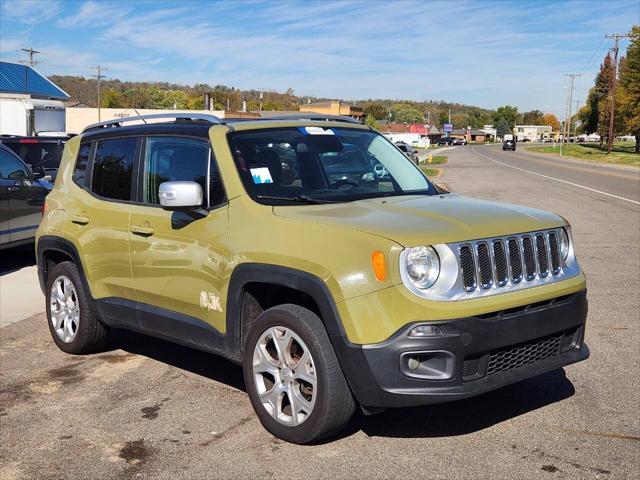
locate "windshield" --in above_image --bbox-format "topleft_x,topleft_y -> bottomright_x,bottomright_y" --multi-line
228,126 -> 436,204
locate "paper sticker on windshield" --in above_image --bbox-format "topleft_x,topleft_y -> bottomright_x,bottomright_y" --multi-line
299,126 -> 335,136
250,167 -> 273,184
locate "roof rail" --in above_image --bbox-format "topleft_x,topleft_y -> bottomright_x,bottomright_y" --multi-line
82,113 -> 223,133
250,114 -> 362,124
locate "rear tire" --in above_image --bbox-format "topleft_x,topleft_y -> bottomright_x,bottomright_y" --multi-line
46,261 -> 109,354
243,304 -> 355,444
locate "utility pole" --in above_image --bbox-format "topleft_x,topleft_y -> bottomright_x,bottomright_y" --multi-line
90,66 -> 107,122
574,100 -> 581,140
20,47 -> 42,67
18,48 -> 43,93
562,74 -> 581,151
604,33 -> 631,154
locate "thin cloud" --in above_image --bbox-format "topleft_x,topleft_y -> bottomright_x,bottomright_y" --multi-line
57,0 -> 129,28
1,0 -> 62,25
1,0 -> 638,119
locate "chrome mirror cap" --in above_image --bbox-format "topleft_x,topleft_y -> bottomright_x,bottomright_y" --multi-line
159,181 -> 203,209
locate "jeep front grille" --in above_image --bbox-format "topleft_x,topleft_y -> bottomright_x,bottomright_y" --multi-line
457,229 -> 565,295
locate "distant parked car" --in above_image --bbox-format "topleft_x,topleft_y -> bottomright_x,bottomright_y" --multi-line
436,137 -> 454,146
503,140 -> 516,151
0,134 -> 71,182
452,138 -> 467,146
1,143 -> 52,249
394,142 -> 419,164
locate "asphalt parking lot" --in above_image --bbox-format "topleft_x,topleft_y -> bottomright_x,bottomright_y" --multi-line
1,144 -> 638,479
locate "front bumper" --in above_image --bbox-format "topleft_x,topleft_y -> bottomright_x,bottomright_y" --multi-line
333,289 -> 588,408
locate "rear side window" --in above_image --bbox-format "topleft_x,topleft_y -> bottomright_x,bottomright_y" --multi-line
73,143 -> 91,186
92,138 -> 138,201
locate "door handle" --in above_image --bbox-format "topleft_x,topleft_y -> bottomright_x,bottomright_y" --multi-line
131,224 -> 155,237
71,214 -> 90,225
7,186 -> 19,192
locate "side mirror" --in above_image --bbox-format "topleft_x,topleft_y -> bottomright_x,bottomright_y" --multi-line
159,181 -> 203,210
8,169 -> 29,180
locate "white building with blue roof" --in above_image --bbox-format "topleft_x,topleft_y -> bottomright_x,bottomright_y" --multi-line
0,61 -> 70,136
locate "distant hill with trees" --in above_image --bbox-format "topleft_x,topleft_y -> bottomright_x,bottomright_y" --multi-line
51,74 -> 552,131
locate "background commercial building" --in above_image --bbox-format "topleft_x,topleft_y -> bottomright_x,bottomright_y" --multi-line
299,100 -> 364,121
0,61 -> 69,135
514,125 -> 552,142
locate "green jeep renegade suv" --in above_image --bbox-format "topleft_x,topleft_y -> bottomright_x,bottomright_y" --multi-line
36,113 -> 589,444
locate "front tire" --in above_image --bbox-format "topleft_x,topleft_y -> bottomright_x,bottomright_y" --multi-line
243,304 -> 355,444
46,261 -> 109,354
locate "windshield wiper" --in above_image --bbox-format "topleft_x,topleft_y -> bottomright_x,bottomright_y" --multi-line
256,194 -> 342,204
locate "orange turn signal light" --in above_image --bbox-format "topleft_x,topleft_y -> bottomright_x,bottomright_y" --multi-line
371,251 -> 387,281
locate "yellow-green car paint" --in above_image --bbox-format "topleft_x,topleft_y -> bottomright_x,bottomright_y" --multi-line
37,121 -> 586,346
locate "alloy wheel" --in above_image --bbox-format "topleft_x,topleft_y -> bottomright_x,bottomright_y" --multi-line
49,275 -> 80,343
252,326 -> 317,426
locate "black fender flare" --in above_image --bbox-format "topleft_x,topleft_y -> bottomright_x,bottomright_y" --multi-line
226,263 -> 348,346
36,236 -> 97,314
225,263 -> 376,404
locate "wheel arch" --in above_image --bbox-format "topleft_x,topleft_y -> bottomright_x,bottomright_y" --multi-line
226,263 -> 348,356
37,236 -> 96,312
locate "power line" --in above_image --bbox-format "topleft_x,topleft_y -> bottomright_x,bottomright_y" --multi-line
90,65 -> 108,122
578,38 -> 607,75
604,32 -> 631,154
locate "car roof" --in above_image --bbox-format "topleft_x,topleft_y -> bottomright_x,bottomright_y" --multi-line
0,135 -> 69,143
80,113 -> 369,137
80,119 -> 371,141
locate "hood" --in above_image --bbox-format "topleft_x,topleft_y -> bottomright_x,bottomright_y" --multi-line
273,193 -> 565,247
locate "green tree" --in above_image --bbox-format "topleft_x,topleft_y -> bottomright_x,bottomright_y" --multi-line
596,52 -> 615,143
493,105 -> 518,127
495,117 -> 512,138
363,103 -> 388,120
618,25 -> 640,152
522,109 -> 544,125
364,115 -> 379,129
438,110 -> 449,127
100,88 -> 123,108
391,104 -> 423,123
578,87 -> 600,135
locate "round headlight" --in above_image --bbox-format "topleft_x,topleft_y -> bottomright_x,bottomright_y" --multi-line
405,246 -> 440,289
559,228 -> 570,260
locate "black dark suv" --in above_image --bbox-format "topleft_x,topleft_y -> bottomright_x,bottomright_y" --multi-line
503,139 -> 516,151
0,135 -> 70,181
436,137 -> 454,146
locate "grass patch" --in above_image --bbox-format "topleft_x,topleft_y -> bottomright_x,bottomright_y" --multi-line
420,167 -> 441,177
421,155 -> 448,165
525,142 -> 639,167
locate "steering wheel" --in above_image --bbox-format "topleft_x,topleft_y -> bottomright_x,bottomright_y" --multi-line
330,179 -> 359,189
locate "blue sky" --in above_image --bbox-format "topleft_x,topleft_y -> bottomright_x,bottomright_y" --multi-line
1,0 -> 638,117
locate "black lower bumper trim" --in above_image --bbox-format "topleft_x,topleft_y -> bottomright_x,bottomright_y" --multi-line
332,289 -> 589,408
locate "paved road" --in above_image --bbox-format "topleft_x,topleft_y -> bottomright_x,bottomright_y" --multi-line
471,144 -> 640,205
1,146 -> 639,479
